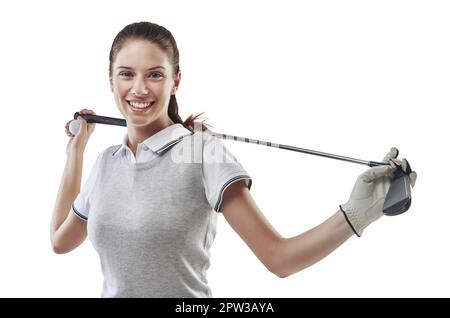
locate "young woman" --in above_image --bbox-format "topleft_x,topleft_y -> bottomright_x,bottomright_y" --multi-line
51,21 -> 417,297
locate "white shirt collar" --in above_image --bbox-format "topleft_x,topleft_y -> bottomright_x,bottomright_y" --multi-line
112,123 -> 192,156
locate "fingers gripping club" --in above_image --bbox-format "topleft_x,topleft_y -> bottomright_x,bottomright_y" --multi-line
69,112 -> 126,134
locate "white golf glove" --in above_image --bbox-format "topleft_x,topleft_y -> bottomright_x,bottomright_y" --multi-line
340,148 -> 417,237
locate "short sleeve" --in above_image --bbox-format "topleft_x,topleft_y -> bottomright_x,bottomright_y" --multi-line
72,151 -> 104,221
202,134 -> 252,212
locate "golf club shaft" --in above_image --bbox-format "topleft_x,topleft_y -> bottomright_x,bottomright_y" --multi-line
73,112 -> 387,167
209,133 -> 386,167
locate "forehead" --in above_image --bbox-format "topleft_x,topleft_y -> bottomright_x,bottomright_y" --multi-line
114,39 -> 171,70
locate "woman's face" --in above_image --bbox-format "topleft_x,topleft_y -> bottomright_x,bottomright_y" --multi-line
110,39 -> 180,128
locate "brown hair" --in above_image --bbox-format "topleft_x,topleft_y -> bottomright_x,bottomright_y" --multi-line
109,22 -> 210,132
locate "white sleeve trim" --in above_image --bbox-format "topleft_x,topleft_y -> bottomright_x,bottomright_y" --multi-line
213,175 -> 252,213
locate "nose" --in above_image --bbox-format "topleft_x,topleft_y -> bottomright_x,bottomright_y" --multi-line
131,76 -> 149,96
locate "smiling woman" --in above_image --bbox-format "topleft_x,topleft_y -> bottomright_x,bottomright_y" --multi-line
52,22 -> 253,298
50,21 -> 417,299
107,22 -> 209,150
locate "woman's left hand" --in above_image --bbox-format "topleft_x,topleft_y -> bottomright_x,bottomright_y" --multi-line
340,147 -> 417,237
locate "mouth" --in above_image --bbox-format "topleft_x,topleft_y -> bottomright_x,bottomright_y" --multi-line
126,100 -> 156,113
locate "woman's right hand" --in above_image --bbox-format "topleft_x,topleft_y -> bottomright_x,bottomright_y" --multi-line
65,108 -> 96,155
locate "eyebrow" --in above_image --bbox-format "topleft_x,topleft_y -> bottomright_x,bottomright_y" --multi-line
116,66 -> 166,71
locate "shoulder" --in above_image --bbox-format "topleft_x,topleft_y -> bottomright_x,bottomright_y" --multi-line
181,129 -> 223,153
104,144 -> 122,156
90,144 -> 122,165
201,131 -> 240,164
198,130 -> 225,149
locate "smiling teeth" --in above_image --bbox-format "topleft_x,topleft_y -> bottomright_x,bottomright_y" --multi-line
129,101 -> 153,108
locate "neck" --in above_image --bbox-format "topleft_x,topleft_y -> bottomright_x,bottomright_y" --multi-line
126,117 -> 175,156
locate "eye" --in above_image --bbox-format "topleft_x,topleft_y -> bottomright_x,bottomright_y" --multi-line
118,71 -> 133,78
148,72 -> 164,79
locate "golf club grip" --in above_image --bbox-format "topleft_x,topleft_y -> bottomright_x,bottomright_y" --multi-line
74,112 -> 126,126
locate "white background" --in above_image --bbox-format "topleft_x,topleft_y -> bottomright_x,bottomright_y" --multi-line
0,0 -> 448,297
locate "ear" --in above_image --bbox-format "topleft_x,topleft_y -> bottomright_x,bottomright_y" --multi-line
172,72 -> 181,95
109,76 -> 114,92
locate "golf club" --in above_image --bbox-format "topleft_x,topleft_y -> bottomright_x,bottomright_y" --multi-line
69,112 -> 412,216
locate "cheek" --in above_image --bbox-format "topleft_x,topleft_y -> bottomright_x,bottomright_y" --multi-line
114,82 -> 130,96
159,84 -> 173,97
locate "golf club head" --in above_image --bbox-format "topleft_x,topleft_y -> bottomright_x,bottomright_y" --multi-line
383,173 -> 412,216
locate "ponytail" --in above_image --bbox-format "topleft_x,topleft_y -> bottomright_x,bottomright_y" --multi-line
168,95 -> 211,133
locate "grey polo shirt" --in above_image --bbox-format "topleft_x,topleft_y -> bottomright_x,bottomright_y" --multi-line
72,124 -> 252,297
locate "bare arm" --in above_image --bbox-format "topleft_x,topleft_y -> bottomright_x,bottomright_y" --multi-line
220,180 -> 353,278
50,109 -> 96,254
50,150 -> 87,254
50,108 -> 99,254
